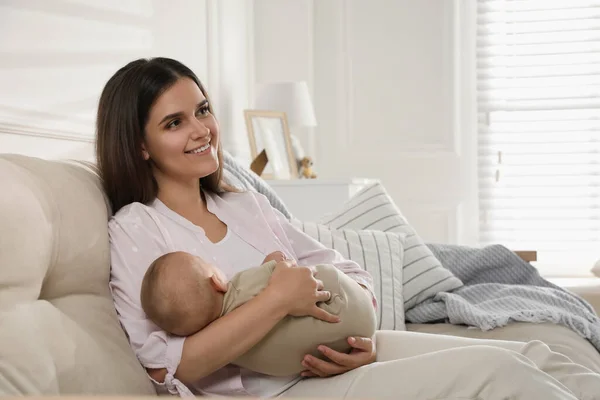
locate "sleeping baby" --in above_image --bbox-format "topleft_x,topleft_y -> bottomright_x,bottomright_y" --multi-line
140,251 -> 377,377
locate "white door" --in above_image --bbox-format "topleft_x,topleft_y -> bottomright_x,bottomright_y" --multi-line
313,0 -> 478,245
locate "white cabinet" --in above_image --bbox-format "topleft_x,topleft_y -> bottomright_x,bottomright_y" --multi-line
266,178 -> 377,221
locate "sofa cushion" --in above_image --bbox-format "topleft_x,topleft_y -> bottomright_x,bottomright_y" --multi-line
0,155 -> 154,395
319,182 -> 464,310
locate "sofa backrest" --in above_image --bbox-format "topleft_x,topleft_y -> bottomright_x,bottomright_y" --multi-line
0,154 -> 155,395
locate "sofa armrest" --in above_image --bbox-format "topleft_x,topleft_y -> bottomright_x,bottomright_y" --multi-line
515,250 -> 537,263
548,278 -> 600,316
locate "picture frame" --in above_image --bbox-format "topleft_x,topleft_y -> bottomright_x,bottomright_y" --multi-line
244,109 -> 298,179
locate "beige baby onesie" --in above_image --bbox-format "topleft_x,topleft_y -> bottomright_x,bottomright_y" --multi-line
222,261 -> 377,377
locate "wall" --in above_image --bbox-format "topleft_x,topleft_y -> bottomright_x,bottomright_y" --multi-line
206,0 -> 254,164
254,0 -> 478,244
0,0 -> 253,163
252,0 -> 316,164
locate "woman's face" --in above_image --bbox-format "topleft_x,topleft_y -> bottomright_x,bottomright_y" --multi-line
143,77 -> 220,185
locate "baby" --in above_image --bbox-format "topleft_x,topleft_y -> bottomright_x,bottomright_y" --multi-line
140,251 -> 377,377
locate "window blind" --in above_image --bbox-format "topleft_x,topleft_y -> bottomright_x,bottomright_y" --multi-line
477,0 -> 600,273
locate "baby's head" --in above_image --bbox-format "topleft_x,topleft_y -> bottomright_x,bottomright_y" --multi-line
140,251 -> 228,337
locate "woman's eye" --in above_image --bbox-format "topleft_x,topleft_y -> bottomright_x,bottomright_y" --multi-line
166,119 -> 181,129
196,106 -> 210,117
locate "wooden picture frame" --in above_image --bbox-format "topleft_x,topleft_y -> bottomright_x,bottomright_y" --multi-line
244,109 -> 298,179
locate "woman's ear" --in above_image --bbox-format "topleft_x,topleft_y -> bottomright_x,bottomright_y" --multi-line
210,274 -> 228,293
141,143 -> 150,160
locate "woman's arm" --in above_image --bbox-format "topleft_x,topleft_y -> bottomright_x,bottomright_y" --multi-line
146,293 -> 284,382
175,288 -> 287,382
177,260 -> 338,383
253,193 -> 377,305
145,287 -> 290,384
141,262 -> 332,385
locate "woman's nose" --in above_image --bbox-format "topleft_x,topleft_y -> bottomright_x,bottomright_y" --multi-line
191,119 -> 210,139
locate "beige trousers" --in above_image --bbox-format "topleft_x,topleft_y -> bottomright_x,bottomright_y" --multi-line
281,330 -> 600,400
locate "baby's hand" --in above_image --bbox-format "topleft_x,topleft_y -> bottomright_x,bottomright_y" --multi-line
263,251 -> 287,264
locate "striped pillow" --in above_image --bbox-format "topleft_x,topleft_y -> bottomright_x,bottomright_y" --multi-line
318,182 -> 463,310
292,221 -> 407,331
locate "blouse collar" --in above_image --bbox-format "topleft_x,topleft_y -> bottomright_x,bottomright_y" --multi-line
149,190 -> 269,255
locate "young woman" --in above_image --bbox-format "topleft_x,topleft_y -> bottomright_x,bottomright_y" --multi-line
97,57 -> 600,399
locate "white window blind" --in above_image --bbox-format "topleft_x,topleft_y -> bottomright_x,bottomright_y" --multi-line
477,0 -> 600,273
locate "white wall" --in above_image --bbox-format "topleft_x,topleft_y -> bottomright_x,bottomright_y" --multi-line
0,0 -> 253,163
254,0 -> 478,244
252,0 -> 316,164
205,0 -> 254,165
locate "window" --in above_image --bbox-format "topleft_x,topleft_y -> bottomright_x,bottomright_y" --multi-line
477,0 -> 600,275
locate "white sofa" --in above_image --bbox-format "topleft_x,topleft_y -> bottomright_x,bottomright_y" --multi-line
1,153 -> 599,396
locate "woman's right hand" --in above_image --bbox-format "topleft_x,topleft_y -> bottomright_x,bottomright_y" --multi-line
265,260 -> 340,323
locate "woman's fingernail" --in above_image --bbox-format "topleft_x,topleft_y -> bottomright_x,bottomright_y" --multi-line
318,346 -> 326,353
349,337 -> 356,344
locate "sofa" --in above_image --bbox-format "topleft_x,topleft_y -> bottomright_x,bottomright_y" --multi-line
1,153 -> 599,396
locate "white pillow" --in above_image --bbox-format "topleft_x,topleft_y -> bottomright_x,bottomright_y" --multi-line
318,182 -> 463,310
293,221 -> 407,331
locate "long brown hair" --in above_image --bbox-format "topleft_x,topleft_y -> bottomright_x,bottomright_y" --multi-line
96,57 -> 232,214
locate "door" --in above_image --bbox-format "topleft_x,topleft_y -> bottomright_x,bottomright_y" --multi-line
313,0 -> 478,245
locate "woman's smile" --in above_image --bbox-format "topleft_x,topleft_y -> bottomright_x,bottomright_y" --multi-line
185,139 -> 212,156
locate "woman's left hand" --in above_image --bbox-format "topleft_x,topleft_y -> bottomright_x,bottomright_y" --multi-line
301,336 -> 376,378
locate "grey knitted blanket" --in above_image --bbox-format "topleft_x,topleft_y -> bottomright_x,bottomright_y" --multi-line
221,151 -> 600,351
409,244 -> 600,351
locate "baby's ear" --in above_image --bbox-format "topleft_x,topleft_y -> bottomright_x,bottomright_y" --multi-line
210,274 -> 228,293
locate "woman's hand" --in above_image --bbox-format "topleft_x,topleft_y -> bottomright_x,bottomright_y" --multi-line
301,336 -> 376,378
265,261 -> 340,323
